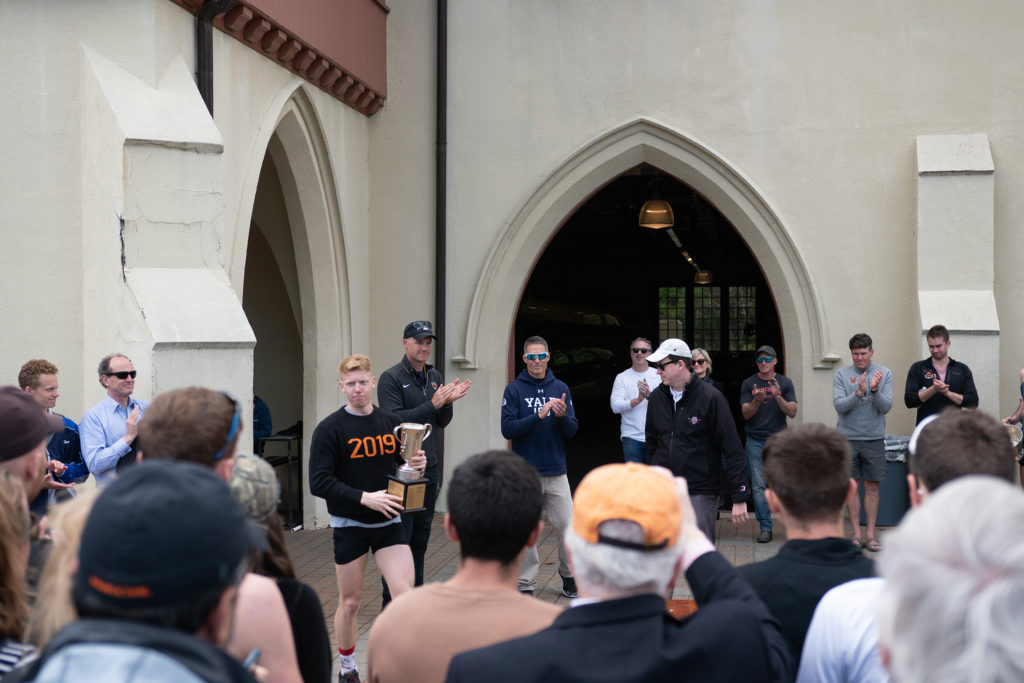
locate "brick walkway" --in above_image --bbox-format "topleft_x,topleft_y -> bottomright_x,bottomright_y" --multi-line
284,512 -> 889,677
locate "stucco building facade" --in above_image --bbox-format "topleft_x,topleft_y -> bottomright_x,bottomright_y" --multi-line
3,1 -> 1022,526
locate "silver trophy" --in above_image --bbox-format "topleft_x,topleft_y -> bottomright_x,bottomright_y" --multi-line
393,422 -> 432,481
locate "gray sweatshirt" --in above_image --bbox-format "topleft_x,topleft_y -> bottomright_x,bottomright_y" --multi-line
833,363 -> 894,440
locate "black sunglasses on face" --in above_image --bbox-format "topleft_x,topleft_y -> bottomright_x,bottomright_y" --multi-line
692,358 -> 706,366
631,347 -> 651,354
654,360 -> 677,371
106,371 -> 137,380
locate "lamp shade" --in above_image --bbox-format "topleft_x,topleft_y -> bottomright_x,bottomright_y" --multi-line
694,268 -> 713,285
638,199 -> 674,229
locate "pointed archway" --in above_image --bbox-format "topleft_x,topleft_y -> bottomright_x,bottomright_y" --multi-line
234,86 -> 351,529
513,167 -> 784,483
456,118 -> 831,476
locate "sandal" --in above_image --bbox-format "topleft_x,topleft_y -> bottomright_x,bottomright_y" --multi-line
851,537 -> 863,547
864,537 -> 881,552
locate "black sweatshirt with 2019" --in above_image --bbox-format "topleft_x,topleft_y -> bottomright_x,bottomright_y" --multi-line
308,406 -> 404,524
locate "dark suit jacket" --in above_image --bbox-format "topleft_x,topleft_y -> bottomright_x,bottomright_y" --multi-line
445,552 -> 793,683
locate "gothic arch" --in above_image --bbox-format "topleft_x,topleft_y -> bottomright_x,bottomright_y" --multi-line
456,118 -> 833,393
233,84 -> 351,528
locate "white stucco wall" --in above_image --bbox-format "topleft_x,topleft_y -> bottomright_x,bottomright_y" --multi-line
370,0 -> 1024,499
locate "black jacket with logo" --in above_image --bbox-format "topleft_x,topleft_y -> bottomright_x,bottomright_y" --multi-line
378,356 -> 453,469
645,378 -> 749,502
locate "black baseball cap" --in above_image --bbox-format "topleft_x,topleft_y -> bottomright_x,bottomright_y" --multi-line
403,320 -> 436,340
0,385 -> 64,462
75,461 -> 265,610
755,345 -> 777,358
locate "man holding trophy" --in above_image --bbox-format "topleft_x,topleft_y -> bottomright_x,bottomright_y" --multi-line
309,354 -> 427,683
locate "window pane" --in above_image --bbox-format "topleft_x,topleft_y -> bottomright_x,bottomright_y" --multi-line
659,286 -> 685,341
729,286 -> 757,351
693,286 -> 720,349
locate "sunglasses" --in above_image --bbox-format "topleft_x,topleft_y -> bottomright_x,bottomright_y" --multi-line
756,356 -> 774,364
105,371 -> 137,380
692,358 -> 706,366
524,352 -> 549,361
631,347 -> 651,354
654,360 -> 678,371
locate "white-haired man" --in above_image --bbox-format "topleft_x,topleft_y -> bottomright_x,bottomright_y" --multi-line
797,409 -> 1017,683
878,476 -> 1024,682
445,463 -> 792,683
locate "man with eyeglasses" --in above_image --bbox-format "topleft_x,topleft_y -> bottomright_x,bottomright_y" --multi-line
377,320 -> 471,606
501,335 -> 579,598
610,337 -> 661,463
741,345 -> 798,543
80,353 -> 150,487
644,339 -> 749,543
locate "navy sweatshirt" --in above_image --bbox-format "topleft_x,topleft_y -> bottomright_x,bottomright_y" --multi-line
500,369 -> 578,475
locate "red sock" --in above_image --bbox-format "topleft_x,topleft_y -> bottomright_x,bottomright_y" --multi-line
339,646 -> 355,656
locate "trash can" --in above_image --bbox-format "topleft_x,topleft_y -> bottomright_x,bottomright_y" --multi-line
859,435 -> 911,527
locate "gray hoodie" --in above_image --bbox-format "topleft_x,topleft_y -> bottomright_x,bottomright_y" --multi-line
833,363 -> 894,440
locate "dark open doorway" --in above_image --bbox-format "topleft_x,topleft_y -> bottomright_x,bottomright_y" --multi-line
512,165 -> 783,489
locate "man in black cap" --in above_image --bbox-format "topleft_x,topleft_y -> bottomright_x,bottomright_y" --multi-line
377,320 -> 471,604
740,345 -> 798,543
14,461 -> 262,682
0,385 -> 67,502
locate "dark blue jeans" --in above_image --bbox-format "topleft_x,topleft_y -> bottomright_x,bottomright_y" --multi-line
745,436 -> 772,532
621,436 -> 647,464
381,464 -> 438,606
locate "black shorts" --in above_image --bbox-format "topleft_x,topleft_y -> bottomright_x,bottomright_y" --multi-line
850,439 -> 887,482
332,522 -> 408,565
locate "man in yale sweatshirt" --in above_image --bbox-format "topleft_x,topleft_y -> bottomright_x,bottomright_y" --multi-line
500,335 -> 580,598
832,333 -> 894,551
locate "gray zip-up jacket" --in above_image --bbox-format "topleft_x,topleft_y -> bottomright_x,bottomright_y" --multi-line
833,363 -> 894,440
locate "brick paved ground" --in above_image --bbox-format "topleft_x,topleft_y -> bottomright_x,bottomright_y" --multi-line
285,511 -> 890,678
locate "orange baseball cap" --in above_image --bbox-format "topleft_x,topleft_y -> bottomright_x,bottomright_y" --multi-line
573,463 -> 682,551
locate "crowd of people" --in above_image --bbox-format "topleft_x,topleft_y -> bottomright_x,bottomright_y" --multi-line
0,319 -> 1022,682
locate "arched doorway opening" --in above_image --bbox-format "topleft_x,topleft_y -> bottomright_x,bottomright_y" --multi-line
243,150 -> 304,520
235,88 -> 351,529
513,166 -> 782,488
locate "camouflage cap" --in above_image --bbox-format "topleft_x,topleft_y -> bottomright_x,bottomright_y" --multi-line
228,453 -> 281,522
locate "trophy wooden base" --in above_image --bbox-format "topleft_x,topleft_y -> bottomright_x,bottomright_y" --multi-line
387,475 -> 428,514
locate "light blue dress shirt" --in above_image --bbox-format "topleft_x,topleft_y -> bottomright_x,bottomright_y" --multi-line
79,394 -> 150,487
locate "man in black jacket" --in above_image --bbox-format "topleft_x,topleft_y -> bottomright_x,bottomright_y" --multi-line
377,321 -> 471,605
645,338 -> 749,542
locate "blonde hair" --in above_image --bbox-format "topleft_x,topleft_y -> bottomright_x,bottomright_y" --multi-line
339,354 -> 372,375
25,491 -> 97,648
0,471 -> 30,640
691,347 -> 713,375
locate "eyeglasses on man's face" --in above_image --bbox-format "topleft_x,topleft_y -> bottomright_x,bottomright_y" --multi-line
654,360 -> 678,372
756,356 -> 774,364
105,371 -> 137,380
631,347 -> 651,354
524,352 -> 549,361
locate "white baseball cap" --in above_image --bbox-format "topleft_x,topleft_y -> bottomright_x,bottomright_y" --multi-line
646,338 -> 692,363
